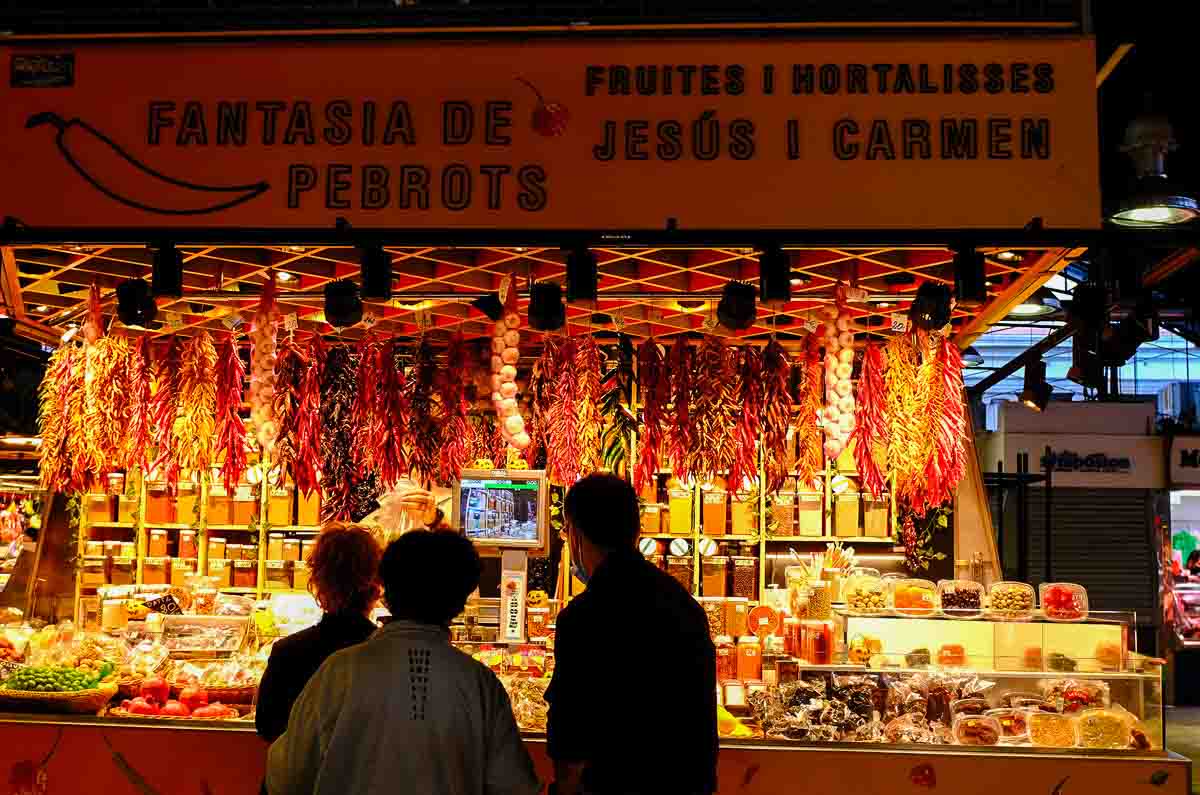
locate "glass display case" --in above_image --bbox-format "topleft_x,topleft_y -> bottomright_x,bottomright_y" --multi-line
1172,582 -> 1200,647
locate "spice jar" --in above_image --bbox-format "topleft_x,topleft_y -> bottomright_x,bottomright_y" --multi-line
724,598 -> 750,638
784,617 -> 802,657
178,530 -> 198,559
802,620 -> 832,664
736,636 -> 762,681
785,567 -> 811,618
233,560 -> 257,588
148,529 -> 168,557
265,560 -> 291,590
527,607 -> 550,639
806,581 -> 832,620
668,488 -> 692,536
796,490 -> 821,536
730,556 -> 758,600
142,556 -> 168,585
640,505 -> 662,536
772,492 -> 796,537
282,538 -> 301,562
730,493 -> 753,535
207,537 -> 227,561
715,636 -> 736,681
702,556 -> 728,597
702,488 -> 728,536
699,598 -> 726,638
667,556 -> 694,591
267,533 -> 285,560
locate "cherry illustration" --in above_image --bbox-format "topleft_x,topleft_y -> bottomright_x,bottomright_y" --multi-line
516,77 -> 569,137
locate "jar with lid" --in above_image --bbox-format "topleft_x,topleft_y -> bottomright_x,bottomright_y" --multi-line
730,556 -> 758,600
702,486 -> 728,536
736,636 -> 762,681
785,567 -> 811,618
715,636 -> 736,681
805,581 -> 832,620
666,556 -> 694,591
702,556 -> 728,597
178,529 -> 198,559
699,598 -> 726,638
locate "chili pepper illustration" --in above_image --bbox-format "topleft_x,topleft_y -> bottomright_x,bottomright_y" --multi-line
25,111 -> 269,215
516,78 -> 569,137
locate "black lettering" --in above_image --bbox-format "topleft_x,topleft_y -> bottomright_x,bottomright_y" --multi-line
691,111 -> 719,160
399,166 -> 431,210
793,64 -> 814,94
485,101 -> 513,146
819,64 -> 840,95
325,164 -> 352,209
901,119 -> 931,159
176,101 -> 207,146
441,164 -> 471,211
594,121 -> 617,161
983,63 -> 1005,94
726,65 -> 746,96
625,120 -> 649,160
940,118 -> 978,159
944,64 -> 954,94
609,65 -> 631,96
480,165 -> 511,210
517,165 -> 548,212
361,165 -> 390,209
871,64 -> 893,93
216,101 -> 247,146
701,65 -> 721,95
384,101 -> 416,146
893,64 -> 916,94
1020,118 -> 1051,159
957,64 -> 978,94
762,64 -> 775,95
988,118 -> 1013,159
677,65 -> 698,95
656,121 -> 683,161
324,100 -> 352,146
918,64 -> 938,93
287,164 -> 317,208
443,101 -> 473,145
147,101 -> 175,146
1033,63 -> 1055,93
728,119 -> 755,160
283,101 -> 316,146
833,119 -> 859,160
662,65 -> 674,96
1011,63 -> 1031,94
635,66 -> 657,95
786,119 -> 801,160
847,64 -> 868,94
585,66 -> 604,96
866,120 -> 896,160
255,101 -> 286,145
362,101 -> 377,146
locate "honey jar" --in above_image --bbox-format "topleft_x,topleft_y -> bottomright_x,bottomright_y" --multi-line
178,529 -> 198,559
207,537 -> 226,561
148,529 -> 169,557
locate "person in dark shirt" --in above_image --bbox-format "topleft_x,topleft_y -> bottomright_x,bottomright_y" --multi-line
256,522 -> 382,743
546,474 -> 717,795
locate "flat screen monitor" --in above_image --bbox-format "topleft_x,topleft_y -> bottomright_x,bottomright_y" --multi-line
452,469 -> 547,550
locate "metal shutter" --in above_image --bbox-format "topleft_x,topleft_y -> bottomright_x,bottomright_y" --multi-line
1023,488 -> 1158,624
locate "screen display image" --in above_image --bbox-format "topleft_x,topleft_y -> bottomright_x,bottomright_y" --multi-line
458,477 -> 541,546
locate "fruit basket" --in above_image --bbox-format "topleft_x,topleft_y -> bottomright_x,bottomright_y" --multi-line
169,684 -> 257,705
0,684 -> 118,714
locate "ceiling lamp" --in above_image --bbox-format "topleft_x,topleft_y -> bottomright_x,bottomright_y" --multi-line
116,278 -> 158,329
528,281 -> 565,331
758,243 -> 791,304
1019,357 -> 1052,412
952,246 -> 987,308
993,250 -> 1021,262
151,242 -> 183,298
1110,109 -> 1199,226
565,245 -> 598,302
471,292 -> 504,321
908,282 -> 952,331
717,281 -> 757,331
961,346 -> 985,367
1007,288 -> 1062,319
324,279 -> 363,328
360,243 -> 392,300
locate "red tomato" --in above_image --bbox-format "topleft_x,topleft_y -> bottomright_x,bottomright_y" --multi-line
179,686 -> 209,712
139,676 -> 169,706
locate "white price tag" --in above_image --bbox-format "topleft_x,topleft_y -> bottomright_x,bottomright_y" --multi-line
283,313 -> 298,332
890,316 -> 909,333
221,312 -> 243,330
803,317 -> 819,333
499,278 -> 511,306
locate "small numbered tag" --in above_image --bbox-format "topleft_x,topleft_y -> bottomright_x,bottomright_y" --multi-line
803,317 -> 819,333
415,308 -> 433,330
611,311 -> 625,331
890,315 -> 909,333
283,313 -> 298,332
362,311 -> 378,328
499,277 -> 511,305
164,312 -> 182,330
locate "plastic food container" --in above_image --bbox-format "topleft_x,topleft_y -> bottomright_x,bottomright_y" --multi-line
1028,711 -> 1077,748
987,581 -> 1035,620
843,569 -> 887,615
667,556 -> 694,591
953,714 -> 1001,746
730,557 -> 758,600
890,578 -> 936,616
938,579 -> 985,619
950,698 -> 989,718
702,556 -> 728,597
987,708 -> 1029,741
1076,708 -> 1133,749
178,529 -> 198,559
1040,582 -> 1089,622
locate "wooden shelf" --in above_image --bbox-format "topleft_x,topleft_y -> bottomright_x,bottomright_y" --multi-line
139,522 -> 192,530
218,587 -> 259,594
86,521 -> 135,529
765,535 -> 896,544
704,534 -> 760,541
205,524 -> 259,532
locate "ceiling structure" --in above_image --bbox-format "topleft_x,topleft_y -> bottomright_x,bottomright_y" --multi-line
3,243 -> 1053,347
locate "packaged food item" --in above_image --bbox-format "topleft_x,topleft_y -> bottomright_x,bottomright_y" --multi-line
890,578 -> 936,616
730,557 -> 758,600
699,598 -> 726,638
667,556 -> 693,591
1047,652 -> 1078,673
1095,641 -> 1124,671
206,558 -> 232,588
267,533 -> 285,560
293,561 -> 311,591
142,557 -> 169,586
773,491 -> 797,536
1022,646 -> 1044,670
736,635 -> 761,681
226,543 -> 243,562
232,560 -> 257,588
905,648 -> 932,668
178,530 -> 198,559
833,492 -> 860,537
806,581 -> 832,620
702,488 -> 727,535
214,593 -> 255,617
953,714 -> 1001,745
1028,711 -> 1077,747
148,529 -> 169,557
714,636 -> 736,680
843,570 -> 887,615
264,560 -> 291,590
639,505 -> 662,536
987,708 -> 1029,740
729,494 -> 754,535
722,679 -> 746,709
282,538 -> 301,561
1040,582 -> 1088,621
1042,679 -> 1109,714
81,556 -> 108,587
207,538 -> 227,561
801,620 -> 832,665
668,488 -> 692,535
101,599 -> 128,631
1076,707 -> 1132,749
702,557 -> 728,597
110,558 -> 135,586
846,634 -> 881,666
795,490 -> 820,537
986,581 -> 1035,619
937,644 -> 967,667
937,580 -> 984,619
785,567 -> 811,618
862,495 -> 889,538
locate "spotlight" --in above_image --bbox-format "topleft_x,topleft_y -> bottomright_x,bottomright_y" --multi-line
1109,110 -> 1198,226
528,281 -> 565,331
908,282 -> 953,331
676,300 -> 706,313
1101,300 -> 1158,366
994,250 -> 1021,262
151,242 -> 183,298
1007,288 -> 1061,319
717,281 -> 757,331
323,279 -> 363,328
277,271 -> 295,283
565,245 -> 598,302
758,244 -> 791,304
952,246 -> 987,307
789,271 -> 810,287
116,278 -> 158,329
961,346 -> 985,367
471,292 -> 504,321
1019,357 -> 1052,412
360,244 -> 392,300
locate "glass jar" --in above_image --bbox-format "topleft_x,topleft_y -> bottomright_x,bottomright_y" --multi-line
987,581 -> 1035,621
730,556 -> 758,600
843,567 -> 887,615
772,492 -> 796,537
668,489 -> 692,535
699,598 -> 726,638
666,556 -> 694,591
702,556 -> 728,597
736,636 -> 762,681
178,529 -> 198,559
702,489 -> 728,536
806,581 -> 832,620
785,566 -> 811,618
784,617 -> 802,657
1039,582 -> 1089,622
267,533 -> 285,560
715,636 -> 736,681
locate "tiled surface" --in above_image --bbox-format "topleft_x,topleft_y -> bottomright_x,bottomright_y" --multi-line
1167,707 -> 1200,793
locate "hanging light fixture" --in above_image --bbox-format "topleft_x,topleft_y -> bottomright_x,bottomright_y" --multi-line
1019,357 -> 1052,412
471,292 -> 504,321
151,242 -> 183,298
565,245 -> 598,302
323,279 -> 363,328
758,243 -> 791,304
115,278 -> 158,329
908,281 -> 952,331
952,246 -> 987,307
360,243 -> 392,300
1007,288 -> 1062,319
1109,106 -> 1199,226
961,346 -> 985,367
716,281 -> 757,330
528,281 -> 565,331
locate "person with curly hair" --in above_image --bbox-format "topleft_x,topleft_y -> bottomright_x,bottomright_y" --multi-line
256,522 -> 382,743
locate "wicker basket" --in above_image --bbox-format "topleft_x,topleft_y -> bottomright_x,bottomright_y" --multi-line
0,684 -> 118,714
169,684 -> 256,705
107,706 -> 243,721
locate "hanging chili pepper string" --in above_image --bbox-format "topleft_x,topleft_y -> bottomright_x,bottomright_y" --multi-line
633,338 -> 669,495
729,345 -> 763,490
852,342 -> 889,499
214,335 -> 248,494
793,338 -> 824,487
760,339 -> 793,494
666,336 -> 694,483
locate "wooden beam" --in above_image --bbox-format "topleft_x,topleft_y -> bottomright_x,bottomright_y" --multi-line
1096,43 -> 1134,89
1,247 -> 25,321
1142,246 -> 1200,288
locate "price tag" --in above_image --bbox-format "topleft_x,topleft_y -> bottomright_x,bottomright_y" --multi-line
163,312 -> 182,330
221,312 -> 243,330
283,313 -> 298,332
499,276 -> 511,306
362,311 -> 378,328
803,317 -> 819,333
415,308 -> 433,330
611,311 -> 625,331
890,316 -> 909,333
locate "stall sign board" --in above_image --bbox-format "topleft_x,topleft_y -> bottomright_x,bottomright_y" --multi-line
1,36 -> 1098,230
1170,436 -> 1200,488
